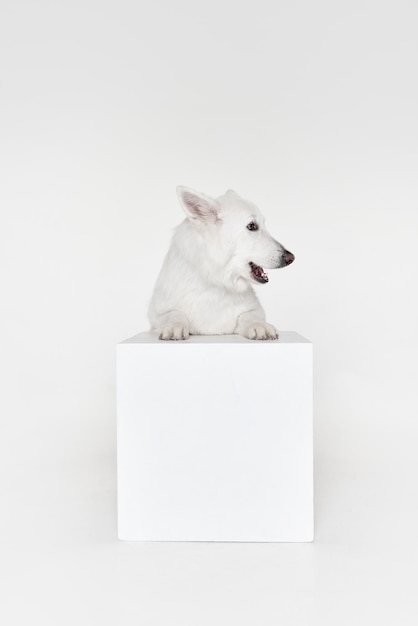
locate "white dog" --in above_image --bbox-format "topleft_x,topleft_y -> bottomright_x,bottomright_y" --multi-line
148,187 -> 294,340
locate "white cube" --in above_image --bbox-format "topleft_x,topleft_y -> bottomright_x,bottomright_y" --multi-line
117,332 -> 313,542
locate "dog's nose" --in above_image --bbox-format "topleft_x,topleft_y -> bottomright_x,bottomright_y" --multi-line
283,250 -> 295,266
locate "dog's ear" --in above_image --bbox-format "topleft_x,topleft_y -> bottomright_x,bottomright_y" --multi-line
176,186 -> 220,222
226,189 -> 239,196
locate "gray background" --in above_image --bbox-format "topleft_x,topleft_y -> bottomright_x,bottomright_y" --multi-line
1,0 -> 417,624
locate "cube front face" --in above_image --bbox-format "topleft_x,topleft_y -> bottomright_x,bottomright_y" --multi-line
117,333 -> 313,542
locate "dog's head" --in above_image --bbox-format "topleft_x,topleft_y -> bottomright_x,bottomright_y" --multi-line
176,186 -> 294,287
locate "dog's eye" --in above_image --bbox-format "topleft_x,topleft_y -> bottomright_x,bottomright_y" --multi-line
247,222 -> 258,231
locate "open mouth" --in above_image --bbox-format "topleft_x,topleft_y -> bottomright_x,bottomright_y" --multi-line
249,262 -> 269,284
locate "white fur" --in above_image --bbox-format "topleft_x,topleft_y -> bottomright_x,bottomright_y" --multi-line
148,187 -> 294,340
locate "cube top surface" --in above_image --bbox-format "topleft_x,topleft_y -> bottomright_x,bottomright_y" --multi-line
120,331 -> 311,345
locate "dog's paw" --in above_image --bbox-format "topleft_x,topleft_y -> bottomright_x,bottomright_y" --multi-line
159,324 -> 190,341
243,322 -> 278,340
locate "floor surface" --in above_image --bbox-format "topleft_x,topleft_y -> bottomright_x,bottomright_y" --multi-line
1,406 -> 417,626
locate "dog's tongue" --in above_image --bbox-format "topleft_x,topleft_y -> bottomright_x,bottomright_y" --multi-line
249,262 -> 269,284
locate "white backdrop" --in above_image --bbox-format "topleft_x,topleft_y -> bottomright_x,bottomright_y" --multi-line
1,1 -> 417,624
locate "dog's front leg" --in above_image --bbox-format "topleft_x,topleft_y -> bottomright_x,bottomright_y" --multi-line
235,311 -> 278,341
157,310 -> 190,341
